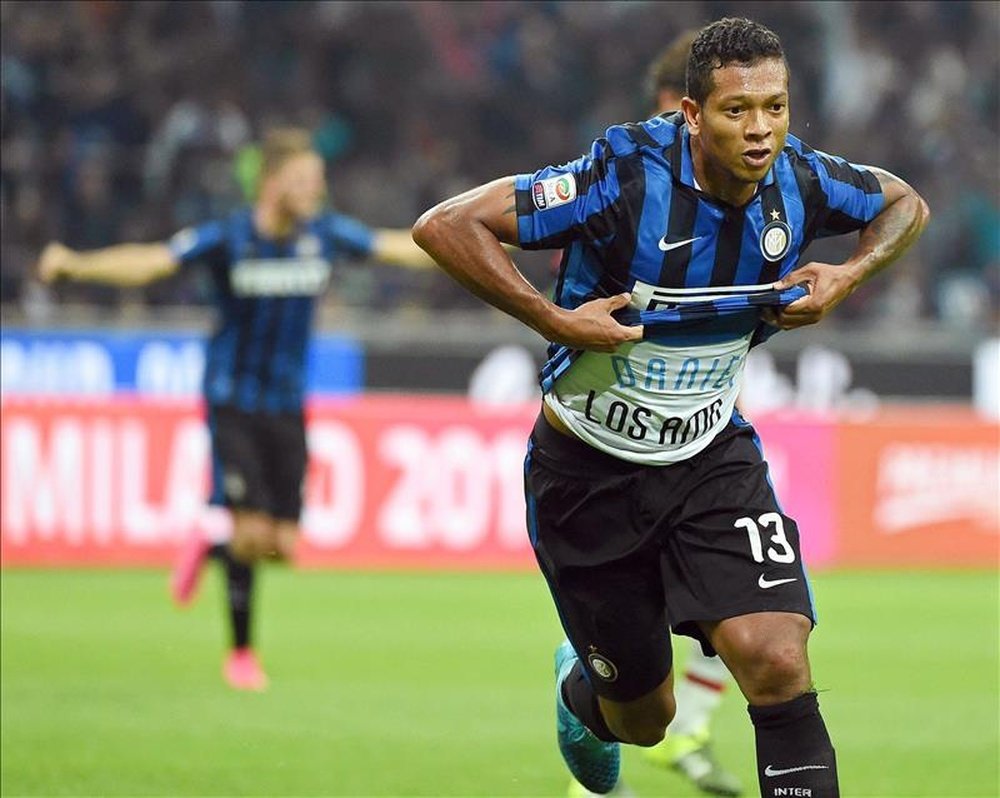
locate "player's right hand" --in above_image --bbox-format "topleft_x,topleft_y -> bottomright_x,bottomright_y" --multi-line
547,293 -> 644,353
38,242 -> 75,283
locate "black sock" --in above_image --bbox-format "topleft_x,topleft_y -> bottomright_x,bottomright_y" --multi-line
210,544 -> 255,650
748,692 -> 840,798
209,543 -> 228,561
562,660 -> 621,743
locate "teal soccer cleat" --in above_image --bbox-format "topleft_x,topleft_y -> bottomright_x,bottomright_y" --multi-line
555,641 -> 621,794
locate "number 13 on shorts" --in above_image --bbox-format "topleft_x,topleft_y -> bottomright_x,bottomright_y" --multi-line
735,512 -> 796,564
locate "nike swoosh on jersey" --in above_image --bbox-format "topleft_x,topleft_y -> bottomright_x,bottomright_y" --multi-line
764,764 -> 830,777
657,235 -> 703,252
758,575 -> 798,589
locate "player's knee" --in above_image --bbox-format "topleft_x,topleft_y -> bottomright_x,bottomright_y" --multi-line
271,527 -> 298,562
610,713 -> 670,747
232,513 -> 273,563
229,534 -> 259,564
739,640 -> 810,702
605,694 -> 675,747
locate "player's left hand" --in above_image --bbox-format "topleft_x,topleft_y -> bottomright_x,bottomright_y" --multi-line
762,261 -> 857,329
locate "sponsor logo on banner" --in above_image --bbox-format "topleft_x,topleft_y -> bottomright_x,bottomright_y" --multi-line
875,443 -> 1000,533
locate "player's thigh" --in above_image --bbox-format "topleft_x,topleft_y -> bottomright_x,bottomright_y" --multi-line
660,423 -> 815,652
525,424 -> 672,703
208,405 -> 274,516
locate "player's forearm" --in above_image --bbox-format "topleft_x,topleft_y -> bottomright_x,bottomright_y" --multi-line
371,229 -> 438,269
843,181 -> 930,287
60,243 -> 178,286
412,206 -> 560,339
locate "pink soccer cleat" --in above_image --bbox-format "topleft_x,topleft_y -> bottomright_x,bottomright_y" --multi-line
223,647 -> 269,692
170,532 -> 211,607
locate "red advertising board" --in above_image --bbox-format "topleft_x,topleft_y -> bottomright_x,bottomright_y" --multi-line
0,397 -> 539,569
2,398 -> 997,568
835,412 -> 1000,566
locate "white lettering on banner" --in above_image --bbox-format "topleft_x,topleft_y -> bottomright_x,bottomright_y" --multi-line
376,424 -> 529,551
135,342 -> 204,396
0,340 -> 115,395
91,420 -> 114,543
163,420 -> 212,531
4,417 -> 85,543
875,444 -> 1000,533
301,422 -> 364,547
436,428 -> 491,548
1,404 -> 534,558
120,421 -> 160,543
1,413 -> 209,546
377,426 -> 427,548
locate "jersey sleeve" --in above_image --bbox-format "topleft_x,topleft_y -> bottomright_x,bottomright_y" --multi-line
167,221 -> 227,265
513,137 -> 624,250
803,146 -> 885,237
323,212 -> 376,259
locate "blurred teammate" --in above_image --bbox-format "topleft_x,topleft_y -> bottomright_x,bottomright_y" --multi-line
414,16 -> 928,798
39,127 -> 434,691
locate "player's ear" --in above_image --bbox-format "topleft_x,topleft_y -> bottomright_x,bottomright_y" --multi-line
681,96 -> 700,133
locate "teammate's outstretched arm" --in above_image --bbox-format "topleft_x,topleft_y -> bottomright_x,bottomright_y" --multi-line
412,177 -> 642,352
37,241 -> 178,287
368,229 -> 441,269
766,169 -> 930,329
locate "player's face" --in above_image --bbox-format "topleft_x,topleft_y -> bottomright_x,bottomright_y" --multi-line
686,57 -> 789,192
277,152 -> 327,220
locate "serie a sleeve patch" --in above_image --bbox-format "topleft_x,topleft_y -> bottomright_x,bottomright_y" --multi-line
531,174 -> 577,210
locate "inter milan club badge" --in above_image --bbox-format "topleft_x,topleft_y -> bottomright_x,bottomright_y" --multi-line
587,651 -> 619,682
759,217 -> 792,262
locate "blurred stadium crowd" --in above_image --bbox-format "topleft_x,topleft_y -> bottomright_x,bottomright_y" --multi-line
2,0 -> 997,330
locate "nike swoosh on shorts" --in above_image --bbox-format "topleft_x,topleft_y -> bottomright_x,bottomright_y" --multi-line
758,575 -> 798,589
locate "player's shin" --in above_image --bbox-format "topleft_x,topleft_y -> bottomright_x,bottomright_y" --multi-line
211,544 -> 256,649
563,660 -> 621,743
748,691 -> 839,798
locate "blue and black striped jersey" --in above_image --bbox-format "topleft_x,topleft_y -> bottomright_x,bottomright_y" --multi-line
169,208 -> 374,413
513,112 -> 884,463
514,113 -> 883,373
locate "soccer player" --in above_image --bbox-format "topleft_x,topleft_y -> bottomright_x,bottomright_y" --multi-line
412,17 -> 928,798
38,127 -> 434,691
639,27 -> 744,798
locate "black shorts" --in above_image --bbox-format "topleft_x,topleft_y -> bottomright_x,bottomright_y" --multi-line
524,411 -> 815,702
208,404 -> 308,522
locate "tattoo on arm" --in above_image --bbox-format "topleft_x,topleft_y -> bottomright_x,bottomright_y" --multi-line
848,171 -> 929,283
503,190 -> 516,216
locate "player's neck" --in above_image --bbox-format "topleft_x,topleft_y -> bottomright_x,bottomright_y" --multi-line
253,201 -> 296,241
689,140 -> 757,207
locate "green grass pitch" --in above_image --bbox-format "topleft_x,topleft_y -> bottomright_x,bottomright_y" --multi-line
2,568 -> 997,797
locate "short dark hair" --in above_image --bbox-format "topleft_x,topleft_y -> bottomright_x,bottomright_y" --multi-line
647,29 -> 699,100
686,18 -> 785,105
